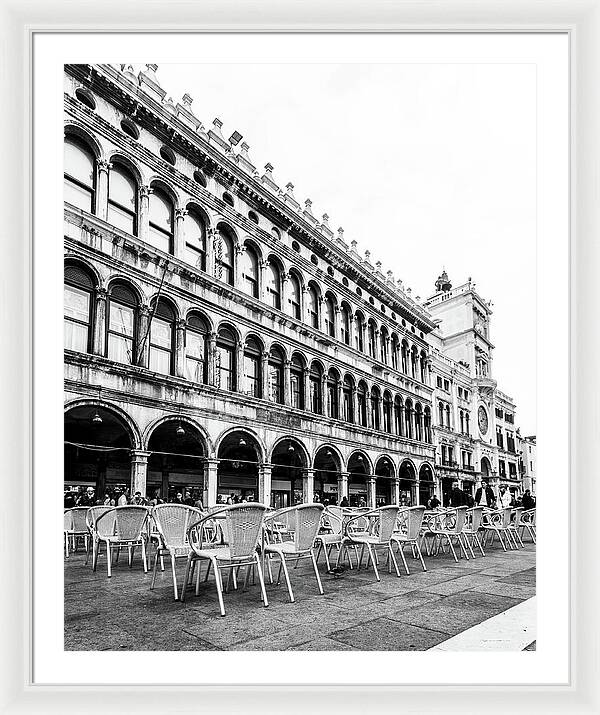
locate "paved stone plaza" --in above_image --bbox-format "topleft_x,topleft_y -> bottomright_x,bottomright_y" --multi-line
64,542 -> 535,651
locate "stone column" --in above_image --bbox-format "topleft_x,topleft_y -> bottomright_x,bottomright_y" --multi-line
348,314 -> 355,349
365,389 -> 372,429
235,340 -> 245,394
318,296 -> 326,333
374,329 -> 381,362
337,471 -> 349,501
411,480 -> 419,507
138,185 -> 151,244
351,388 -> 358,425
130,450 -> 151,497
333,306 -> 340,341
367,477 -> 377,509
234,243 -> 244,286
283,360 -> 292,406
207,331 -> 217,386
204,458 -> 219,507
97,160 -> 111,221
174,208 -> 188,259
321,373 -> 328,416
259,260 -> 268,303
258,463 -> 273,507
136,305 -> 151,368
206,227 -> 218,276
302,468 -> 315,504
336,380 -> 343,420
261,350 -> 270,399
392,477 -> 400,505
302,368 -> 310,411
92,288 -> 107,356
174,319 -> 186,378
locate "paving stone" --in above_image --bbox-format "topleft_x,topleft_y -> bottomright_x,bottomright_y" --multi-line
424,574 -> 500,596
288,637 -> 357,651
331,617 -> 449,650
471,581 -> 536,601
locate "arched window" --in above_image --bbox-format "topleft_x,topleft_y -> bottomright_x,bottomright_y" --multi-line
343,375 -> 354,423
185,313 -> 208,383
309,362 -> 323,414
149,299 -> 175,375
405,400 -> 414,439
383,391 -> 393,433
438,402 -> 445,426
107,163 -> 137,234
288,272 -> 301,320
340,305 -> 351,345
445,404 -> 451,429
401,340 -> 409,373
243,337 -> 262,398
64,135 -> 95,212
394,396 -> 403,436
391,334 -> 399,370
324,295 -> 336,338
268,346 -> 284,404
266,261 -> 282,309
307,284 -> 319,329
216,327 -> 236,391
411,346 -> 419,378
355,313 -> 365,352
465,412 -> 470,435
370,386 -> 381,430
215,228 -> 234,286
290,353 -> 305,409
64,264 -> 94,353
148,187 -> 174,253
424,407 -> 432,443
367,321 -> 377,358
107,282 -> 137,364
183,210 -> 206,270
357,381 -> 368,427
327,369 -> 339,419
380,327 -> 389,364
240,244 -> 259,298
460,411 -> 465,433
415,404 -> 423,441
420,351 -> 428,383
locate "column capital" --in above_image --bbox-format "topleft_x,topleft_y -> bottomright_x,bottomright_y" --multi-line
129,449 -> 151,461
139,184 -> 152,198
204,457 -> 220,467
139,304 -> 152,317
175,207 -> 188,220
95,287 -> 108,300
98,159 -> 112,173
175,318 -> 187,330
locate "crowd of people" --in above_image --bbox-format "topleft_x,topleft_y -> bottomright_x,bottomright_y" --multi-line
65,482 -> 536,512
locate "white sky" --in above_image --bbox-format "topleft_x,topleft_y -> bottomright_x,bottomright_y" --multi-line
156,62 -> 536,434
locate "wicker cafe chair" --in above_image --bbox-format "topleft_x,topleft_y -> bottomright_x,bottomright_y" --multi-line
481,507 -> 518,551
92,506 -> 149,577
508,507 -> 526,548
63,507 -> 89,558
519,508 -> 537,543
390,506 -> 427,574
85,505 -> 113,565
263,504 -> 325,602
314,506 -> 344,571
150,504 -> 203,600
426,506 -> 470,563
461,506 -> 486,558
336,506 -> 401,582
181,503 -> 268,617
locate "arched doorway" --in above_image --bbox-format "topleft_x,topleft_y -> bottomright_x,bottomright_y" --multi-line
147,420 -> 206,503
64,404 -> 134,503
217,430 -> 261,503
348,451 -> 370,507
398,459 -> 416,506
481,456 -> 492,477
418,463 -> 435,506
375,456 -> 395,506
313,446 -> 341,505
270,438 -> 308,509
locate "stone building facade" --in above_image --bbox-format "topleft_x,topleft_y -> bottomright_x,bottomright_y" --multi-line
63,63 -> 525,508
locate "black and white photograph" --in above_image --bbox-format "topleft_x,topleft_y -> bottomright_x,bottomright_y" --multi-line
61,55 -> 542,654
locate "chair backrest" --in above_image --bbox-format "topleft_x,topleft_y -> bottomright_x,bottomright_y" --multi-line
511,507 -> 524,527
87,506 -> 113,532
442,506 -> 467,533
152,504 -> 203,549
63,510 -> 73,531
466,506 -> 485,531
224,504 -> 267,559
70,507 -> 89,532
397,506 -> 426,540
501,507 -> 512,528
95,506 -> 148,540
375,506 -> 400,543
291,504 -> 325,551
321,506 -> 343,536
530,508 -> 536,526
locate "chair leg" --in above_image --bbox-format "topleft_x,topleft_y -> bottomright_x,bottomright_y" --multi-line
151,550 -> 159,590
128,545 -> 133,568
64,533 -> 69,558
396,542 -> 410,575
367,544 -> 380,581
474,532 -> 486,556
415,541 -> 427,572
310,550 -> 324,595
279,555 -> 295,603
254,553 -> 269,608
387,544 -> 401,577
323,544 -> 331,571
213,560 -> 226,617
85,534 -> 91,565
170,551 -> 178,600
106,542 -> 112,577
181,555 -> 193,602
446,534 -> 458,563
458,534 -> 470,560
141,540 -> 148,573
92,539 -> 99,571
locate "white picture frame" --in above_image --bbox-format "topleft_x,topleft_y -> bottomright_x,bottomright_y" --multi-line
1,0 -> 596,712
